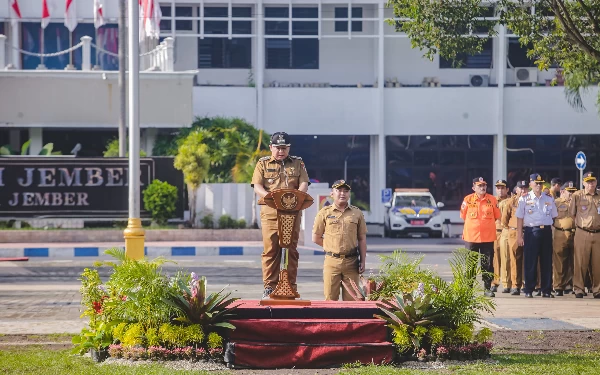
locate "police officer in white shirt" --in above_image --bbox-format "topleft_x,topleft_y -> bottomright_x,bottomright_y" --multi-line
516,173 -> 558,298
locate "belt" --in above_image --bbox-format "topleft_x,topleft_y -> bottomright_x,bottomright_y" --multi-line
525,225 -> 550,229
496,229 -> 503,233
509,227 -> 518,230
576,226 -> 600,234
325,252 -> 358,259
553,226 -> 575,233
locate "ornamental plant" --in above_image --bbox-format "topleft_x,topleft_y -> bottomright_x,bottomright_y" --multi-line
143,180 -> 179,225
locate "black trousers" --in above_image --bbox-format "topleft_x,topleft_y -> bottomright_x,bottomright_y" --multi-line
465,241 -> 494,289
523,226 -> 553,294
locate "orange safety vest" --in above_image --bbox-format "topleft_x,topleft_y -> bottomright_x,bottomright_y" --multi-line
460,193 -> 501,243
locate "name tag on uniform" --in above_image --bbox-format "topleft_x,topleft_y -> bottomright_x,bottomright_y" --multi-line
267,169 -> 276,172
327,215 -> 336,219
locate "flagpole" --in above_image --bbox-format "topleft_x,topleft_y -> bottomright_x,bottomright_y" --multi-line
124,0 -> 145,260
94,27 -> 100,69
66,31 -> 75,70
38,27 -> 45,69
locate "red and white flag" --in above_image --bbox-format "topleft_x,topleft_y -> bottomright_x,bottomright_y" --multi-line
141,0 -> 162,40
41,0 -> 51,29
65,0 -> 78,32
10,0 -> 22,27
94,0 -> 105,29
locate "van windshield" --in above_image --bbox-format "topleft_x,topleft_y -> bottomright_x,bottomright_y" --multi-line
393,196 -> 435,208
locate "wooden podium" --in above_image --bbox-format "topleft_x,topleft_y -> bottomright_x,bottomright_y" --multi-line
258,189 -> 314,306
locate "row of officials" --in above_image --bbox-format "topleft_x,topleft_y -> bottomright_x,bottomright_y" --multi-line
461,173 -> 600,299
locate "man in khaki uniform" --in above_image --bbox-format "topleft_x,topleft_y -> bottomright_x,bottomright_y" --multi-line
550,178 -> 563,199
569,171 -> 600,299
312,180 -> 367,301
492,179 -> 510,292
251,132 -> 310,299
552,181 -> 577,296
501,180 -> 528,295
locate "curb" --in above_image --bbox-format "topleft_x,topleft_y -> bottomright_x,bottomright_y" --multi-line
0,246 -> 327,258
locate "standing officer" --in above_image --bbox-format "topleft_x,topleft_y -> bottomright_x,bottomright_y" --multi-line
550,178 -> 563,199
502,180 -> 528,295
460,177 -> 501,297
568,171 -> 600,299
493,180 -> 511,293
552,181 -> 577,296
517,173 -> 558,298
251,132 -> 310,299
312,180 -> 367,301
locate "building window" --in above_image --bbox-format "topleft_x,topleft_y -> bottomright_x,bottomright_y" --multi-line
160,6 -> 193,31
507,37 -> 536,67
386,135 -> 494,210
198,6 -> 252,68
334,7 -> 363,32
265,7 -> 319,69
439,38 -> 493,69
21,22 -> 118,70
265,39 -> 318,69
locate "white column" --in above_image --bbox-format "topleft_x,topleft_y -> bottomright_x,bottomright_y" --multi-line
10,21 -> 20,68
145,128 -> 158,156
81,36 -> 92,71
128,0 -> 141,219
256,0 -> 265,128
495,25 -> 507,179
374,3 -> 386,225
164,37 -> 174,72
29,128 -> 43,155
0,34 -> 6,69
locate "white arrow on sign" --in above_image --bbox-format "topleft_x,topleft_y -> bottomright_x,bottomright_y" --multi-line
576,156 -> 585,166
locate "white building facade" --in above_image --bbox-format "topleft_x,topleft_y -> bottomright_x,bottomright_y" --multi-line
1,0 -> 599,227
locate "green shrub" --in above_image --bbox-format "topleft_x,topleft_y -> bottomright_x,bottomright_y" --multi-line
200,214 -> 214,229
103,138 -> 147,157
159,323 -> 189,348
143,180 -> 179,225
207,332 -> 223,349
474,327 -> 493,343
122,323 -> 145,347
218,214 -> 236,229
236,218 -> 247,229
371,251 -> 439,299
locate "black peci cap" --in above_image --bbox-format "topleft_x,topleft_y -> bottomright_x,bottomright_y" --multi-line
332,179 -> 351,190
270,132 -> 291,147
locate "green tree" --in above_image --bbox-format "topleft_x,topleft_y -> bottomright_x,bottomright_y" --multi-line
388,0 -> 600,111
173,131 -> 210,227
153,117 -> 271,182
103,138 -> 147,157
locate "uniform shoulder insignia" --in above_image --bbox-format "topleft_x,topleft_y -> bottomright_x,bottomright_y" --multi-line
259,156 -> 270,161
349,204 -> 360,210
290,155 -> 303,160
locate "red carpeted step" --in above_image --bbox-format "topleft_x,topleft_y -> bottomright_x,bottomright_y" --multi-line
225,341 -> 394,369
231,300 -> 381,320
228,319 -> 389,344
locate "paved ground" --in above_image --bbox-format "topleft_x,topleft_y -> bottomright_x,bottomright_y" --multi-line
0,238 -> 598,334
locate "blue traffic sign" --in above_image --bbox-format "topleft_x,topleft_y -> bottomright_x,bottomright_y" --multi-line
575,151 -> 587,170
381,188 -> 392,203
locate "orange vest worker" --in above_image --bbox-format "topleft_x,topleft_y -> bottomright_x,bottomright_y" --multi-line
460,180 -> 502,243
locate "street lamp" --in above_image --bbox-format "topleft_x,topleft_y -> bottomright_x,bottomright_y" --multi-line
123,0 -> 145,259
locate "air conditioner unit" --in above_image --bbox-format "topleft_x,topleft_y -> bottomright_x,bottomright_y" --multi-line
515,68 -> 538,84
469,74 -> 489,87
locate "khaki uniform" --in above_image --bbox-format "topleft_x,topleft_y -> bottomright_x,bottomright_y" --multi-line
552,197 -> 575,291
251,155 -> 310,291
501,194 -> 523,289
568,190 -> 600,296
313,204 -> 367,301
493,196 -> 509,287
497,197 -> 512,289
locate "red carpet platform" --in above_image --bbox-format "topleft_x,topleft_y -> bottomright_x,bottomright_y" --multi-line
224,300 -> 395,369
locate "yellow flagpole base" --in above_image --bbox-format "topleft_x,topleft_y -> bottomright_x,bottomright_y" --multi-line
123,218 -> 145,260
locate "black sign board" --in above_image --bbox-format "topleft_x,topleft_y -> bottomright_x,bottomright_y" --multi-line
0,157 -> 184,219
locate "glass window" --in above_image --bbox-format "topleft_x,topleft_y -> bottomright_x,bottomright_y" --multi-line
562,135 -> 586,149
292,7 -> 318,18
507,135 -> 535,149
413,151 -> 438,166
198,38 -> 251,68
387,136 -> 411,150
535,150 -> 561,166
292,20 -> 318,35
265,21 -> 288,35
204,21 -> 227,34
534,135 -> 561,149
410,136 -> 438,149
508,37 -> 536,67
440,135 -> 467,149
232,7 -> 252,18
266,39 -> 318,69
440,151 -> 465,166
440,38 -> 493,69
204,7 -> 228,17
160,6 -> 193,31
335,7 -> 363,32
265,7 -> 288,18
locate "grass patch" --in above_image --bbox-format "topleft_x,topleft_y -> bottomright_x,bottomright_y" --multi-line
0,347 -> 229,375
340,351 -> 600,375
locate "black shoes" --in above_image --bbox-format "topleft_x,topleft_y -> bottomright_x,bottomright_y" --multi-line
564,289 -> 573,295
575,293 -> 584,298
524,293 -> 533,298
490,286 -> 498,292
502,288 -> 511,293
484,290 -> 496,297
555,290 -> 563,296
534,289 -> 542,296
510,288 -> 521,295
262,286 -> 274,299
542,293 -> 554,298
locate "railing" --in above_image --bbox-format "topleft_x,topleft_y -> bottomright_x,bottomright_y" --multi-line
0,35 -> 175,73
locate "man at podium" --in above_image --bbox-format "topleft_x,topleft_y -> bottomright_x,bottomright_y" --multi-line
251,132 -> 310,299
